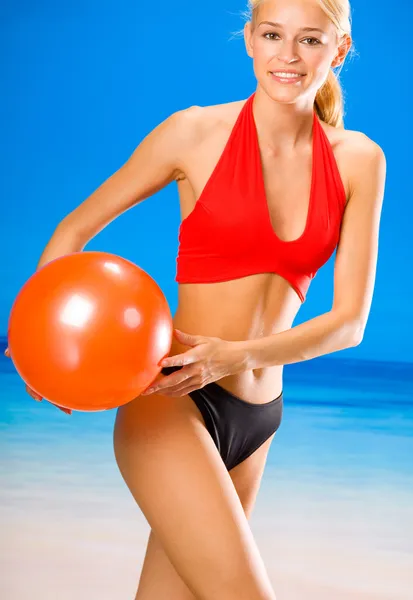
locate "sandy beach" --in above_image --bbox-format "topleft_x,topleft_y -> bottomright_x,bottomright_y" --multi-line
1,477 -> 412,600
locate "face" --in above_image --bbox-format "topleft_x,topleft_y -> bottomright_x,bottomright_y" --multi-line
244,0 -> 351,105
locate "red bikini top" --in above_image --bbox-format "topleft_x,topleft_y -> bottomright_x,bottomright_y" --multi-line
175,92 -> 346,303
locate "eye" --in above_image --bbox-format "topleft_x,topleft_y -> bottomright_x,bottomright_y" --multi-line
302,37 -> 321,46
263,32 -> 322,46
263,32 -> 280,40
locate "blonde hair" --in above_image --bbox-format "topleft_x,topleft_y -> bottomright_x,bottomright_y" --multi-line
244,0 -> 353,128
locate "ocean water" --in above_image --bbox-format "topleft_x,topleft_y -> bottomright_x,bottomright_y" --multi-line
1,347 -> 413,599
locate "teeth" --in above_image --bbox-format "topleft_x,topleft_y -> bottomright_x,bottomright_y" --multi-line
272,72 -> 303,78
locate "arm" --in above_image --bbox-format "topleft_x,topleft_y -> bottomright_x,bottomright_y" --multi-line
7,106 -> 197,404
244,137 -> 387,369
34,107 -> 196,269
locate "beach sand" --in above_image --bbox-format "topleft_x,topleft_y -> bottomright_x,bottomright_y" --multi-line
1,480 -> 412,600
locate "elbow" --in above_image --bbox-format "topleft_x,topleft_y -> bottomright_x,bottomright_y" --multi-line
55,219 -> 88,248
334,310 -> 366,348
350,325 -> 364,347
346,317 -> 366,347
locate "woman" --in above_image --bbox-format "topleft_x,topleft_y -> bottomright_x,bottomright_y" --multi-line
6,0 -> 386,598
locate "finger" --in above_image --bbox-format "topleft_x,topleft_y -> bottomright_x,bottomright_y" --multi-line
158,375 -> 198,395
166,381 -> 206,397
54,404 -> 72,415
142,369 -> 195,395
160,351 -> 198,369
4,347 -> 10,358
27,386 -> 43,402
162,378 -> 202,397
173,329 -> 205,347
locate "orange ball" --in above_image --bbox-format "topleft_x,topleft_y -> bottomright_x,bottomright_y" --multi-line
7,251 -> 173,412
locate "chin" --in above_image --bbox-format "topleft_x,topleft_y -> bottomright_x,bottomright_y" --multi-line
262,74 -> 315,102
261,85 -> 306,105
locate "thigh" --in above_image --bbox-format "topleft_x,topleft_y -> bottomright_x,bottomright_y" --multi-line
229,431 -> 276,519
114,392 -> 275,600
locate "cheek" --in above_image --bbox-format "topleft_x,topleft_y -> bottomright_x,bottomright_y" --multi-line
252,38 -> 276,62
306,50 -> 335,78
253,51 -> 278,79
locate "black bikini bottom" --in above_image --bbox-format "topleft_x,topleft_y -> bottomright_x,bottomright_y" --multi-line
161,366 -> 283,471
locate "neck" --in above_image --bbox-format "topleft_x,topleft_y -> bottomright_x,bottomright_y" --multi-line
252,87 -> 316,153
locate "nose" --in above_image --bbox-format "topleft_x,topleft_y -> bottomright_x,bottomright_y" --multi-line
276,40 -> 299,64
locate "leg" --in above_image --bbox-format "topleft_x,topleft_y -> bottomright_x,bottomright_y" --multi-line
113,391 -> 276,600
135,529 -> 195,600
135,432 -> 276,600
229,431 -> 276,519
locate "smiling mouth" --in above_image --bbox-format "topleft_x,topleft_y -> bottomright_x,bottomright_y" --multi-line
270,71 -> 306,78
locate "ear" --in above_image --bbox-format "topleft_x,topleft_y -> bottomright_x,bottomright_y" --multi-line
332,33 -> 352,68
244,21 -> 254,58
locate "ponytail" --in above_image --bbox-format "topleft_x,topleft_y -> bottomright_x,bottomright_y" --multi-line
314,69 -> 345,128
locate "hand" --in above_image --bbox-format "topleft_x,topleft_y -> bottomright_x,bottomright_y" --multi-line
4,347 -> 72,415
141,329 -> 249,397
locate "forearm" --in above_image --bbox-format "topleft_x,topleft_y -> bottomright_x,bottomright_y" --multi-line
242,310 -> 363,369
36,222 -> 86,270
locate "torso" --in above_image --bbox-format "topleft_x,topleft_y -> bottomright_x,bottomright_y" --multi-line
168,97 -> 358,403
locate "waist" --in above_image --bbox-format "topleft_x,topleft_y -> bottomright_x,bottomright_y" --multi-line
161,365 -> 284,406
173,275 -> 300,341
168,318 -> 285,404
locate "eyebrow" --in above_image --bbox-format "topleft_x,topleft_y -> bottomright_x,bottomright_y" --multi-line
258,21 -> 326,34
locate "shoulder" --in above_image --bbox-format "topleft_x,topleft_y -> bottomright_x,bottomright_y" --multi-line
323,121 -> 385,163
341,128 -> 385,162
340,130 -> 386,198
322,122 -> 386,201
174,97 -> 247,145
165,98 -> 246,181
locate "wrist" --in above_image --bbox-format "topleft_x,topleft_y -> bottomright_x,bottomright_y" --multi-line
239,337 -> 275,371
233,339 -> 266,372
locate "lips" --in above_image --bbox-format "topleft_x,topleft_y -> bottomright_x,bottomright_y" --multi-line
270,71 -> 305,76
